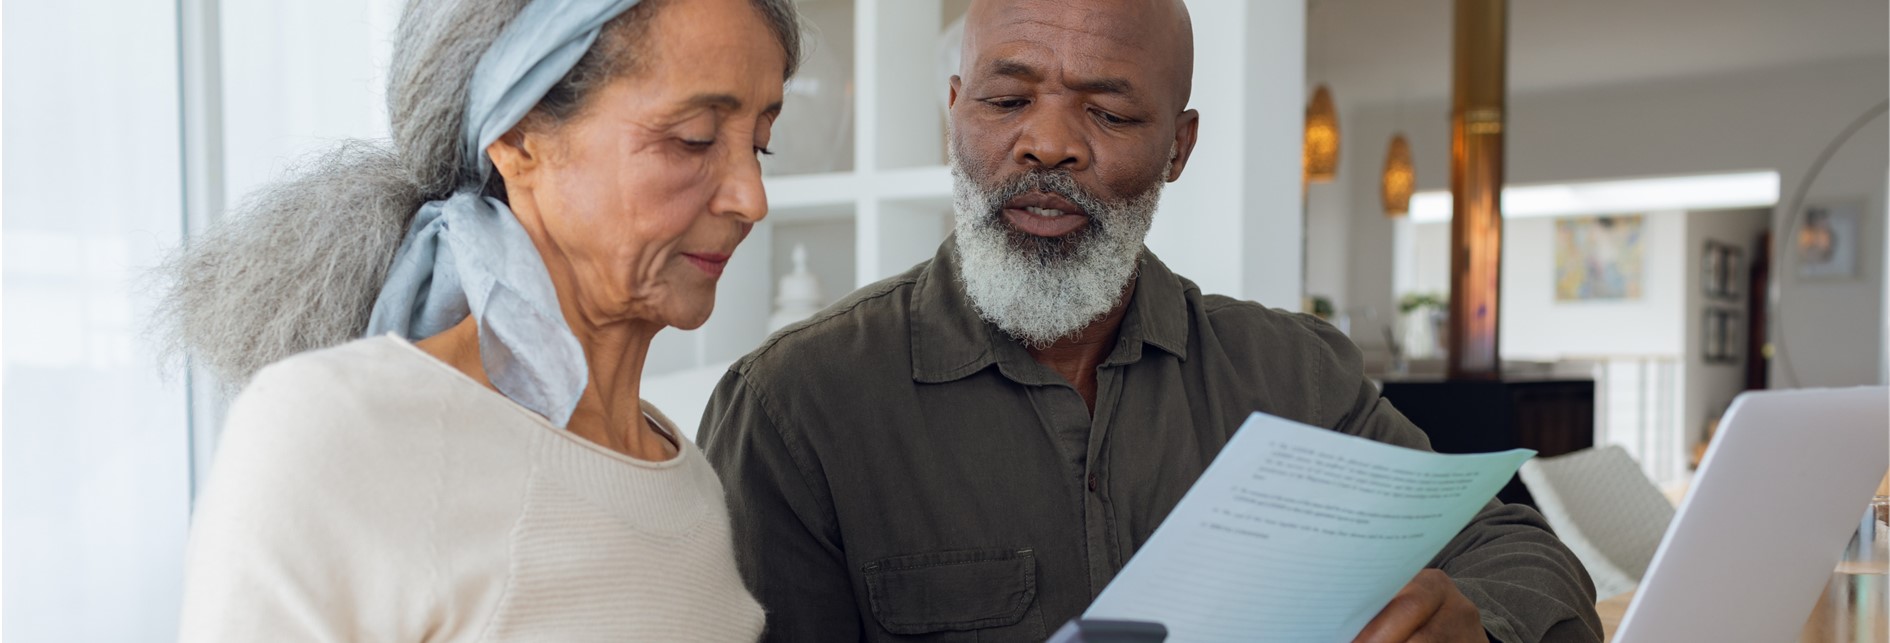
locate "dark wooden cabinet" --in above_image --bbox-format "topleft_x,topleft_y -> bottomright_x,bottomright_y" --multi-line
1377,377 -> 1596,507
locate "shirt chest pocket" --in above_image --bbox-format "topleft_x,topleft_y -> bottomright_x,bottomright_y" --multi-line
862,548 -> 1046,642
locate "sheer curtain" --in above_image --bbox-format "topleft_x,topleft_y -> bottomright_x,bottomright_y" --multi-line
3,1 -> 403,641
220,0 -> 402,204
2,2 -> 192,641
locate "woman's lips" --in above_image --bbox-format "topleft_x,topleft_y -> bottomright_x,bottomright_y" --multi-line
681,252 -> 731,277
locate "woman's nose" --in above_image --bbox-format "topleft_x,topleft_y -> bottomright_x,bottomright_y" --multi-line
714,148 -> 770,224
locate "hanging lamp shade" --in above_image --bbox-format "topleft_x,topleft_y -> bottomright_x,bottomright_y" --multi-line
1382,133 -> 1414,217
1303,84 -> 1340,182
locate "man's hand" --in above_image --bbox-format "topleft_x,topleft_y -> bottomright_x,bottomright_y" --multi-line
1352,569 -> 1488,643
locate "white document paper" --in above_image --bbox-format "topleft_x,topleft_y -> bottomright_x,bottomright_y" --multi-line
1084,412 -> 1534,642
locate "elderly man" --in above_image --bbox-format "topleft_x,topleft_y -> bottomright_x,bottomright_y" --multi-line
700,1 -> 1602,641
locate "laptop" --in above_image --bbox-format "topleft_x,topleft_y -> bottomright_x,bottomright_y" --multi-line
1613,386 -> 1889,643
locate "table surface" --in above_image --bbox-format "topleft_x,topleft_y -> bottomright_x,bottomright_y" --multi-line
1597,586 -> 1838,643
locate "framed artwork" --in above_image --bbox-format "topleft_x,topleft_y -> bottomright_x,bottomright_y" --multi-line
1702,309 -> 1724,362
1796,201 -> 1862,279
1701,241 -> 1745,300
1721,247 -> 1744,299
1702,308 -> 1742,363
1701,241 -> 1725,298
1556,215 -> 1646,301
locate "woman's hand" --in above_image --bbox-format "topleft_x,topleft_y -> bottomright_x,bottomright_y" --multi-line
1352,569 -> 1489,643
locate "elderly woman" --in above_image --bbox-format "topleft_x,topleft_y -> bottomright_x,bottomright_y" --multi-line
162,0 -> 799,639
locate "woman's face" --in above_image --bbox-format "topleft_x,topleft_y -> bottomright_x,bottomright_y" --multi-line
493,0 -> 786,333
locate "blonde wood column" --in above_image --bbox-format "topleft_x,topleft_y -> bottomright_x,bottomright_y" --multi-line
1446,0 -> 1508,380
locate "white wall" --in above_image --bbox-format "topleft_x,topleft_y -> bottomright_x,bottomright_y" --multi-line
1509,213 -> 1687,359
1406,212 -> 1688,360
1145,0 -> 1305,309
1682,208 -> 1771,447
1332,57 -> 1888,385
1304,154 -> 1354,310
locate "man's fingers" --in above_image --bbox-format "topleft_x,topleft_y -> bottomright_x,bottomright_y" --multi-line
1352,572 -> 1447,643
1407,615 -> 1458,643
1412,570 -> 1487,643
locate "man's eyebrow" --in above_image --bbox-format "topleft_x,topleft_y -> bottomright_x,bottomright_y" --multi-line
985,58 -> 1041,80
982,58 -> 1135,97
1066,76 -> 1134,96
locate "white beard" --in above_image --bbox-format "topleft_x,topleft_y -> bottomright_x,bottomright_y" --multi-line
949,150 -> 1167,349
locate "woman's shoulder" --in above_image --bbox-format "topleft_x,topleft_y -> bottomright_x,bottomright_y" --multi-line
216,335 -> 491,495
239,334 -> 438,399
183,336 -> 493,641
230,335 -> 465,428
222,336 -> 432,463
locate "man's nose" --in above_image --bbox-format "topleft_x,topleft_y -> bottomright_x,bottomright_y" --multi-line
1012,109 -> 1090,171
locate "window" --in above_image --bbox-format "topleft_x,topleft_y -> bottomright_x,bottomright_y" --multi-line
2,2 -> 193,640
2,1 -> 403,640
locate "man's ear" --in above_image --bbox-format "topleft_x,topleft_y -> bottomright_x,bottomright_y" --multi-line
948,75 -> 963,110
1166,109 -> 1201,182
486,129 -> 539,190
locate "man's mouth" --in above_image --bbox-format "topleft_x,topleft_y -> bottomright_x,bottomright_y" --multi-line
1000,190 -> 1090,238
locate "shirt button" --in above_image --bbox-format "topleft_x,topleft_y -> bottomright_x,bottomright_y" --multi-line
1086,473 -> 1099,492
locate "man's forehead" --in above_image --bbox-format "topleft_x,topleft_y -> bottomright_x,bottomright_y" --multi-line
972,40 -> 1145,85
969,0 -> 1173,56
963,0 -> 1190,99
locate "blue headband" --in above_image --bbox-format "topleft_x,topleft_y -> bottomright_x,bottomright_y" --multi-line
366,0 -> 644,427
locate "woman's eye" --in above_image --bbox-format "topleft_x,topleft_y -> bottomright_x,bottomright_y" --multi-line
681,138 -> 715,151
754,146 -> 775,157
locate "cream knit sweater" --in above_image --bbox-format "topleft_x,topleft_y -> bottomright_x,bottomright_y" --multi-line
177,336 -> 765,642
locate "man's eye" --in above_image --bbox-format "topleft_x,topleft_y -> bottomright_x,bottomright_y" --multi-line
985,98 -> 1029,110
1094,110 -> 1131,125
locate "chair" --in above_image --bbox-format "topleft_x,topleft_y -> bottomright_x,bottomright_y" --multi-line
1518,445 -> 1676,600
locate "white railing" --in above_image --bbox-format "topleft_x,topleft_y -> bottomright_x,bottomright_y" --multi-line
1583,356 -> 1688,486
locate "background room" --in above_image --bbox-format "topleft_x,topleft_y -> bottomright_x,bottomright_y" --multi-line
1301,0 -> 1887,490
3,0 -> 1886,641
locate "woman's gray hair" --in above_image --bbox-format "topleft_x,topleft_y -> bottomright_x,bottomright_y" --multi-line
155,0 -> 801,387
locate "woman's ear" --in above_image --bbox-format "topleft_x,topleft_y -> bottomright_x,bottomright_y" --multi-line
486,129 -> 540,189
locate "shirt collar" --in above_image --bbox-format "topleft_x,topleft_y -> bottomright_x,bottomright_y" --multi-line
909,237 -> 1192,385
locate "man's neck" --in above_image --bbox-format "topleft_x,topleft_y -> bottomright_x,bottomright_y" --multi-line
1025,281 -> 1137,415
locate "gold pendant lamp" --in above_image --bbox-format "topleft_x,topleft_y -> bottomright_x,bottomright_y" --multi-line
1304,84 -> 1340,183
1382,133 -> 1414,217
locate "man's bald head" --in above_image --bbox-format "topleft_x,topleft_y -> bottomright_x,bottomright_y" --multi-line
961,0 -> 1194,113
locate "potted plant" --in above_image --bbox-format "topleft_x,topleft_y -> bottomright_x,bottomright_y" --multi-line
1397,292 -> 1448,362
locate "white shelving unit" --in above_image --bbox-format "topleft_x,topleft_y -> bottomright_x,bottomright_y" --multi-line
645,0 -> 1310,434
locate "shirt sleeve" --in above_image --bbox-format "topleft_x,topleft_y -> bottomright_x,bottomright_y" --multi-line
177,360 -> 433,643
698,370 -> 863,642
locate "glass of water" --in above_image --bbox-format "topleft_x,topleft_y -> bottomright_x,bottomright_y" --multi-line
1826,496 -> 1889,642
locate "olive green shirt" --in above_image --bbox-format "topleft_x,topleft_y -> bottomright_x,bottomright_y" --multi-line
699,241 -> 1602,643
